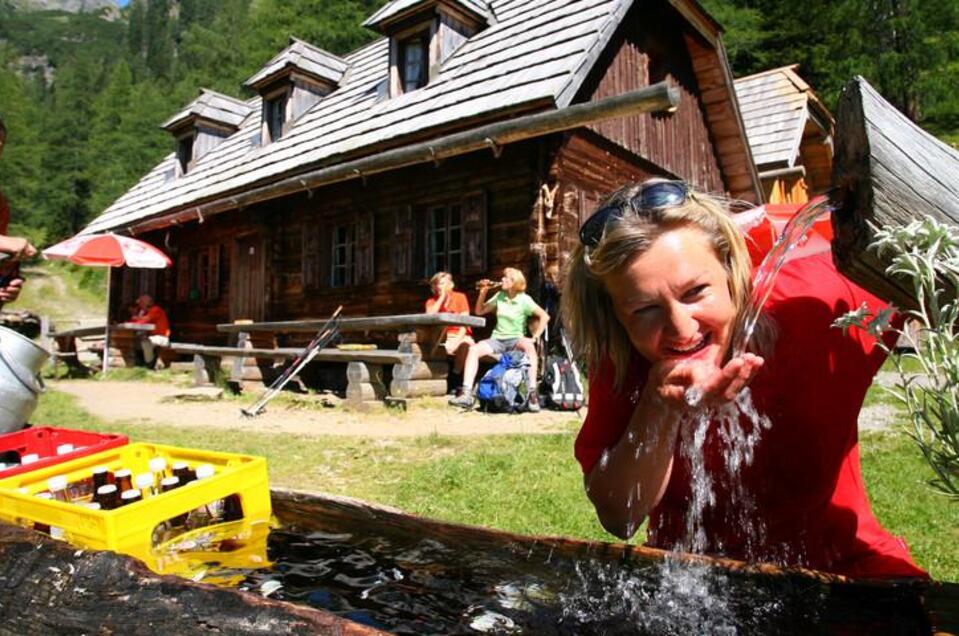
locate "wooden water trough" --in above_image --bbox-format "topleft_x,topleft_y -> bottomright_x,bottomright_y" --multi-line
0,488 -> 955,634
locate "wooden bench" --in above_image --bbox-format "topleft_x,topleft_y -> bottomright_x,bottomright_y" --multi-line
168,342 -> 414,406
216,313 -> 486,403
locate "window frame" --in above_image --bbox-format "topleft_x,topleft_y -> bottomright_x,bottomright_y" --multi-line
263,87 -> 290,143
175,132 -> 195,176
331,222 -> 357,288
398,29 -> 430,94
427,203 -> 464,276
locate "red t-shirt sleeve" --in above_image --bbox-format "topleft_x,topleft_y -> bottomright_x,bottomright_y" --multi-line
575,353 -> 648,475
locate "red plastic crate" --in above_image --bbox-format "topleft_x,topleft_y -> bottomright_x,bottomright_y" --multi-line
0,427 -> 128,478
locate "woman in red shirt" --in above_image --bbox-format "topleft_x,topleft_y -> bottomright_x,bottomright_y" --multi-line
425,271 -> 475,392
561,180 -> 925,579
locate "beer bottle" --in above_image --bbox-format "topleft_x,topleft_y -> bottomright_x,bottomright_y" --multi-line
135,473 -> 155,497
97,484 -> 120,510
114,469 -> 133,493
185,465 -> 217,529
149,457 -> 168,491
47,476 -> 70,503
172,462 -> 196,484
160,476 -> 188,526
120,489 -> 142,506
91,466 -> 112,492
223,494 -> 243,522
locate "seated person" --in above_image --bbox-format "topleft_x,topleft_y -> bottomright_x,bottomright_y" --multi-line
449,267 -> 549,412
424,271 -> 474,391
129,294 -> 170,368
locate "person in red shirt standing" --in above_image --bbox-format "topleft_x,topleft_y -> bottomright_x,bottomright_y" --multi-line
130,294 -> 171,369
425,271 -> 474,393
0,116 -> 36,308
560,179 -> 926,579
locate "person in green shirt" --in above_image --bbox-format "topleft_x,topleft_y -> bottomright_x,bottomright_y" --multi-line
449,267 -> 550,411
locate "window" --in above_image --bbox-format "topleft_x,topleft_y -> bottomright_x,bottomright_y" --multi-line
176,245 -> 220,302
176,134 -> 194,175
427,204 -> 462,276
399,32 -> 429,93
332,224 -> 356,288
264,92 -> 288,142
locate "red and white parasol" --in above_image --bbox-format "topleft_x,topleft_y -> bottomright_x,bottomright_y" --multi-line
42,233 -> 171,269
42,233 -> 172,372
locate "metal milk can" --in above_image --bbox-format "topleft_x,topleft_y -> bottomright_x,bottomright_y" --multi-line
0,325 -> 49,432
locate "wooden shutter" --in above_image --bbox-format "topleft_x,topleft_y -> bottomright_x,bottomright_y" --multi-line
176,250 -> 191,302
318,221 -> 333,289
391,206 -> 413,281
205,245 -> 220,300
355,212 -> 375,285
462,190 -> 487,275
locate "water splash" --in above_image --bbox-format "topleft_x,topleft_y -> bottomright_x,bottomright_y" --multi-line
685,196 -> 834,408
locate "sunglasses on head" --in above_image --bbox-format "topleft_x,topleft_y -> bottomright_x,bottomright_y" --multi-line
578,180 -> 689,248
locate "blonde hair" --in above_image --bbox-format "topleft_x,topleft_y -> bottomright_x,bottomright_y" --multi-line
429,271 -> 453,288
503,267 -> 527,293
561,181 -> 772,389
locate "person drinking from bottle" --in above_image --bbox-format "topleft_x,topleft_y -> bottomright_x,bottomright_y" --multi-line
449,267 -> 549,412
562,178 -> 926,578
424,271 -> 475,393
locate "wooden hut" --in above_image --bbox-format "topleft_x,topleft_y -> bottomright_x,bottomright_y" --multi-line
735,65 -> 834,204
83,0 -> 760,345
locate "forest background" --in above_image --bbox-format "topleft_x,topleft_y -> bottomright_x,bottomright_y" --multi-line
1,0 -> 958,245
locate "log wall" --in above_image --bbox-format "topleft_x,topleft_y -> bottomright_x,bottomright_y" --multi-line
578,2 -> 725,197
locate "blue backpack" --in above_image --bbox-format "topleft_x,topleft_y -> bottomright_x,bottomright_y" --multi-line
476,351 -> 530,413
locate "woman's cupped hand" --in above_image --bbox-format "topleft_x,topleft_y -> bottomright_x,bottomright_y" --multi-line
647,353 -> 764,409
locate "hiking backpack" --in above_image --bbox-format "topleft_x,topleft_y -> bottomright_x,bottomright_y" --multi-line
476,351 -> 531,413
542,354 -> 585,410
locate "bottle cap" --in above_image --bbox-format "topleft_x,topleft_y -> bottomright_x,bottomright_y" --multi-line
121,489 -> 141,501
149,457 -> 167,473
21,453 -> 39,464
35,492 -> 53,499
55,444 -> 75,455
114,469 -> 132,478
97,484 -> 118,495
172,461 -> 188,470
85,502 -> 102,510
135,473 -> 154,489
92,466 -> 109,475
195,464 -> 215,480
47,475 -> 68,491
160,476 -> 180,488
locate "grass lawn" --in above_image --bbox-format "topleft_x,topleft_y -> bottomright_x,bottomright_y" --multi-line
31,388 -> 959,582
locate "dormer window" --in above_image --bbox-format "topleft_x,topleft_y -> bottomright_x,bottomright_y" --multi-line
400,30 -> 430,93
264,90 -> 289,143
244,37 -> 347,146
364,0 -> 492,98
161,89 -> 251,178
176,133 -> 195,175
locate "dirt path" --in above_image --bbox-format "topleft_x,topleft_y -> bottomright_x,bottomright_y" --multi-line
52,380 -> 581,437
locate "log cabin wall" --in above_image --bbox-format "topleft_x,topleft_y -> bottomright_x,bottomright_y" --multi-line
127,138 -> 546,345
575,1 -> 725,196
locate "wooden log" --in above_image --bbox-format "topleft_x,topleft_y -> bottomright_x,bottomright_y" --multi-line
832,76 -> 959,308
389,378 -> 447,397
391,360 -> 448,381
345,382 -> 383,403
0,523 -> 385,635
346,362 -> 386,405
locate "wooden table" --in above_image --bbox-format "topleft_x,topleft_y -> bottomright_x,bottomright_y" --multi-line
109,323 -> 155,368
216,313 -> 486,402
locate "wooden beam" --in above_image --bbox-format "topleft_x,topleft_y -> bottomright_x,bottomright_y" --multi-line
832,76 -> 959,308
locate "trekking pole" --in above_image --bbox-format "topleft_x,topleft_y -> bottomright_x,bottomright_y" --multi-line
241,306 -> 343,418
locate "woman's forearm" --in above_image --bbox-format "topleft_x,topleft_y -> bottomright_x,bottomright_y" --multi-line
584,396 -> 681,539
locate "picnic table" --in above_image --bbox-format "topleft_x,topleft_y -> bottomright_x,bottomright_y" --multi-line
199,312 -> 487,405
47,322 -> 154,374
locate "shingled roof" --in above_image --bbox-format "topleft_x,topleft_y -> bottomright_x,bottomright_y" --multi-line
243,37 -> 349,91
363,0 -> 493,32
85,0 -> 754,235
734,65 -> 833,169
160,89 -> 253,133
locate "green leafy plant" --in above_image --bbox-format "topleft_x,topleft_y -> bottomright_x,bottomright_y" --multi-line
835,218 -> 959,499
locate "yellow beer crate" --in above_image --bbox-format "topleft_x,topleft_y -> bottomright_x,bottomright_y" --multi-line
0,442 -> 271,572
